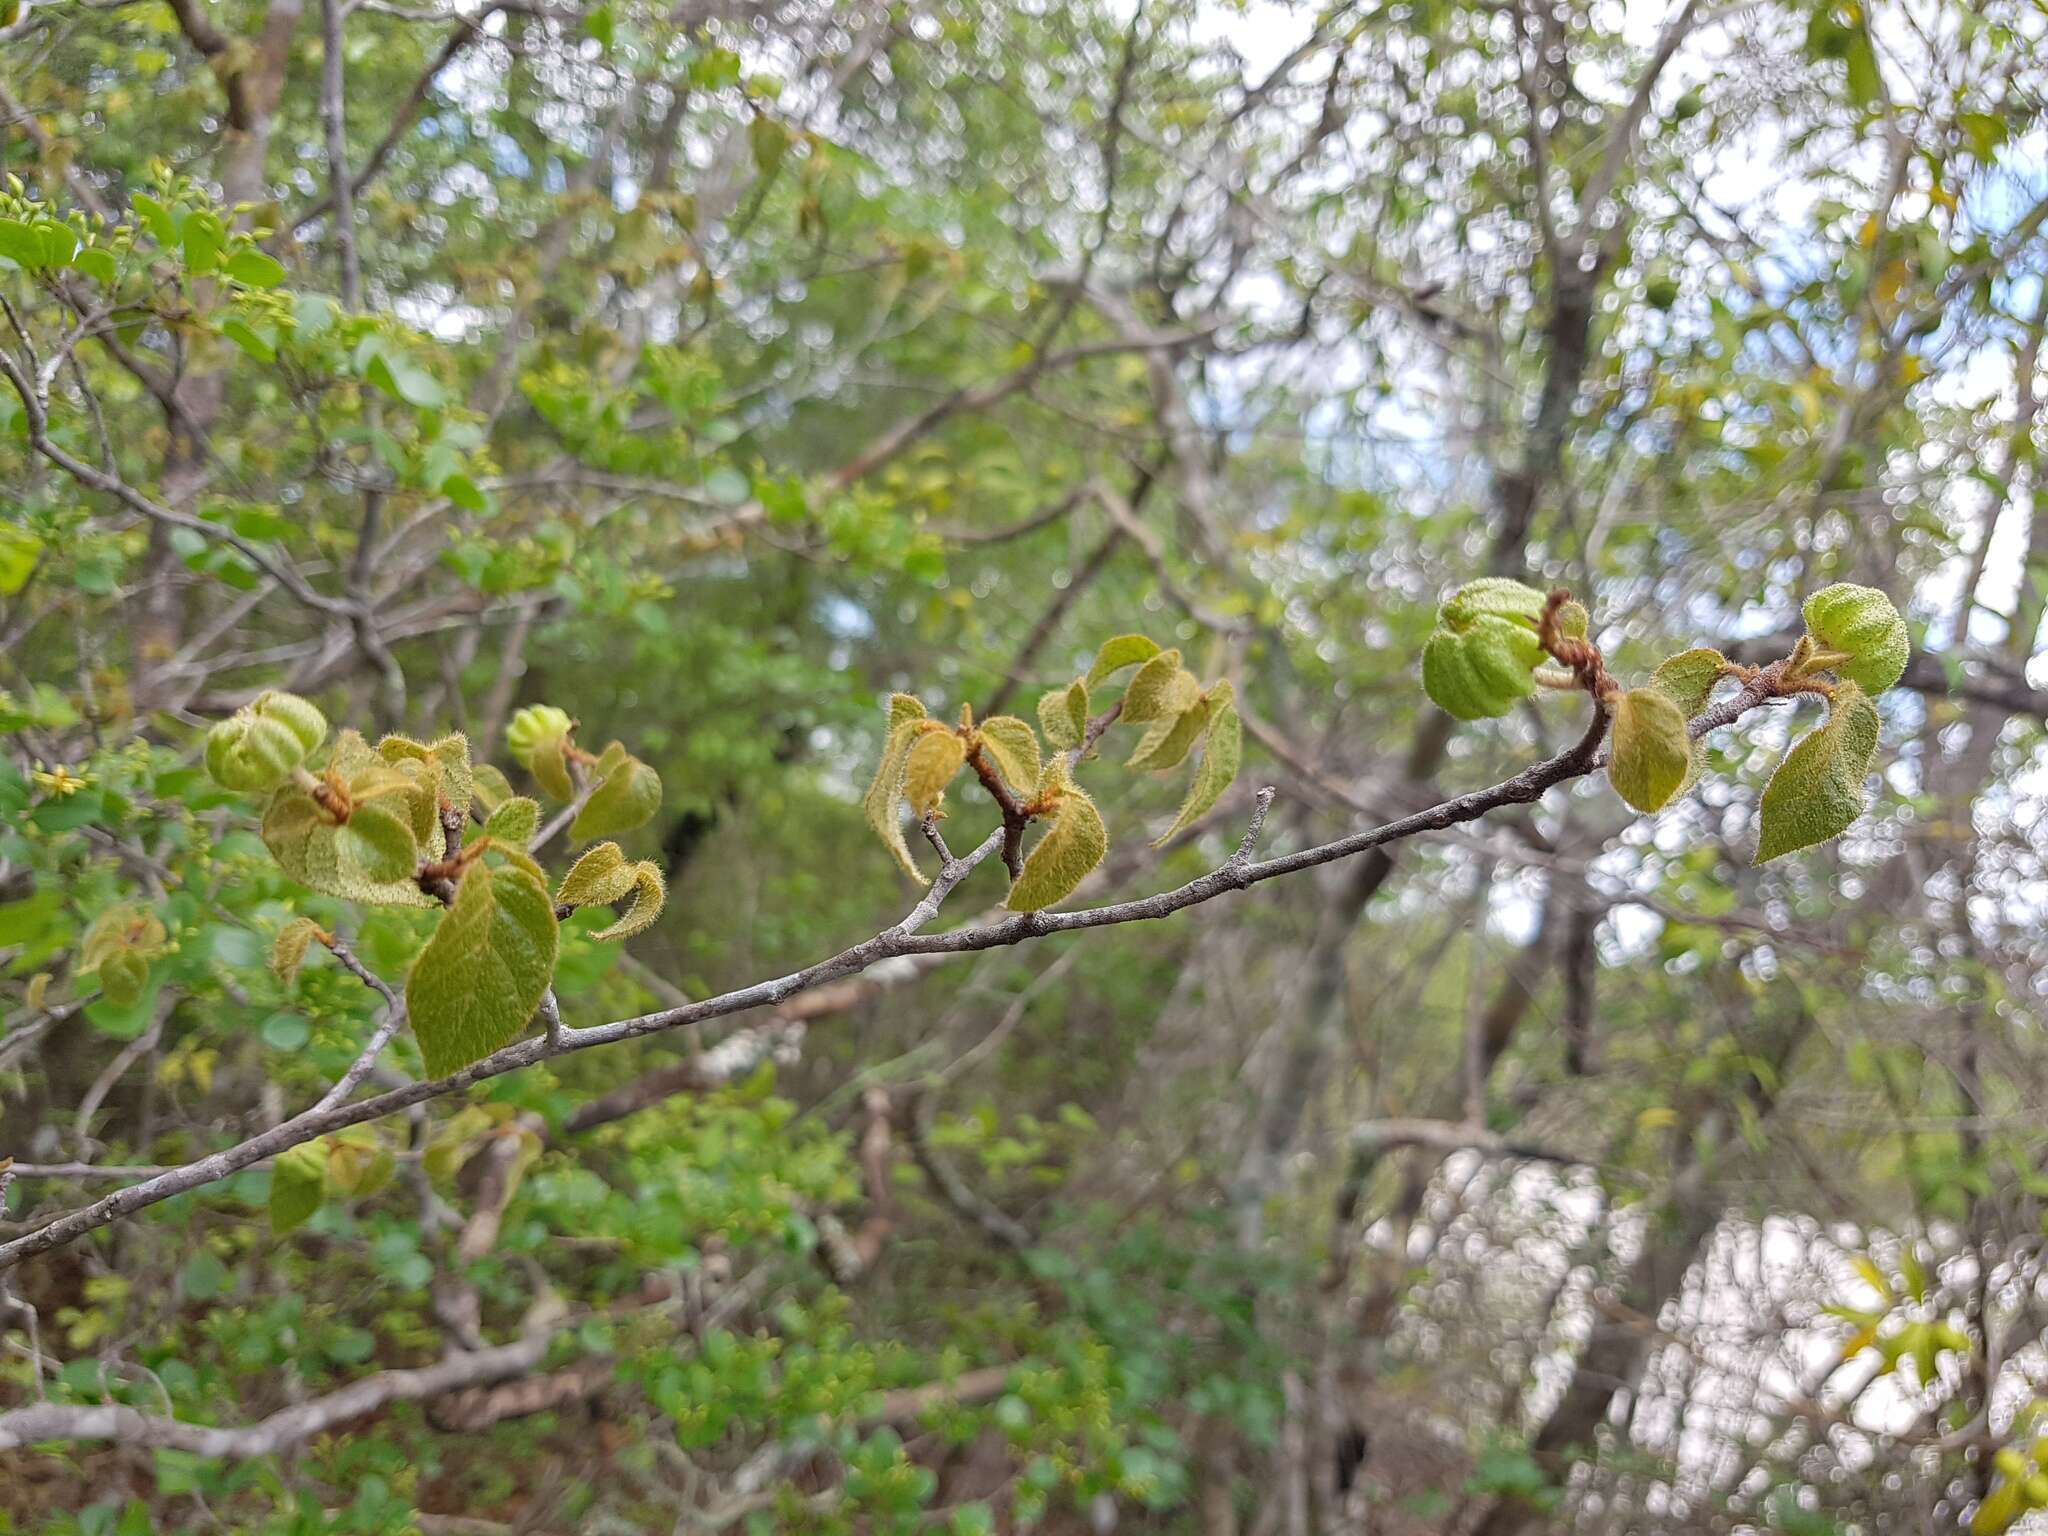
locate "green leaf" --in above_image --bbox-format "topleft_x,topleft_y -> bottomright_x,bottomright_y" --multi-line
181,209 -> 224,274
1651,647 -> 1727,719
557,842 -> 636,906
1754,682 -> 1880,864
1802,583 -> 1909,694
1120,649 -> 1200,724
1608,687 -> 1691,813
73,246 -> 116,285
589,861 -> 665,941
1155,699 -> 1241,845
570,752 -> 662,842
864,706 -> 928,884
976,716 -> 1041,797
484,796 -> 541,848
130,193 -> 178,247
1007,769 -> 1107,912
271,917 -> 324,984
1038,679 -> 1088,750
223,247 -> 286,288
1084,634 -> 1161,687
270,1141 -> 328,1235
904,729 -> 966,819
406,859 -> 560,1077
0,218 -> 41,269
0,524 -> 42,595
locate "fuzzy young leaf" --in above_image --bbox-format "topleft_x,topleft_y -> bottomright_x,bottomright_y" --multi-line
1608,687 -> 1692,812
1154,699 -> 1243,845
406,859 -> 559,1077
570,753 -> 662,843
1085,634 -> 1161,688
904,729 -> 966,819
380,733 -> 473,826
1652,648 -> 1727,719
590,861 -> 666,941
335,802 -> 419,884
1754,682 -> 1881,864
271,917 -> 324,984
1007,771 -> 1108,912
1440,577 -> 1547,627
863,703 -> 928,885
1127,700 -> 1211,771
98,950 -> 150,1007
1038,680 -> 1088,751
1422,617 -> 1544,721
325,1130 -> 395,1198
482,796 -> 541,848
270,1141 -> 328,1236
556,841 -> 636,907
1121,650 -> 1201,724
976,716 -> 1041,797
471,762 -> 514,815
205,690 -> 328,791
264,782 -> 436,910
508,705 -> 575,801
1803,583 -> 1910,694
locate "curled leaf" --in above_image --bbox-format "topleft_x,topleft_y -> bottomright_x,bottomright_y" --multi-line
863,699 -> 928,885
1422,616 -> 1544,721
556,841 -> 636,907
406,858 -> 560,1077
1154,698 -> 1242,845
976,715 -> 1041,797
1754,682 -> 1880,865
904,729 -> 966,819
1038,679 -> 1088,751
1440,577 -> 1548,627
1121,650 -> 1200,724
1608,686 -> 1691,812
1085,634 -> 1161,688
1802,583 -> 1909,694
570,752 -> 662,843
590,861 -> 666,941
1007,771 -> 1108,912
205,690 -> 328,791
272,917 -> 325,984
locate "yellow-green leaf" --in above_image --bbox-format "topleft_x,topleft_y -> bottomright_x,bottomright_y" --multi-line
1129,681 -> 1228,772
1121,650 -> 1200,724
863,709 -> 928,885
976,715 -> 1041,797
484,796 -> 542,849
1421,614 -> 1545,721
271,917 -> 324,984
406,859 -> 559,1078
590,861 -> 666,941
471,762 -> 514,815
1651,647 -> 1727,719
1038,679 -> 1088,750
557,841 -> 636,907
1608,686 -> 1691,813
904,729 -> 966,819
1754,682 -> 1880,864
1007,778 -> 1108,912
1085,634 -> 1161,687
1154,700 -> 1242,845
570,753 -> 662,842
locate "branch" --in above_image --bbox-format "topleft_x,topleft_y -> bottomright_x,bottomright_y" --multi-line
0,676 -> 1787,1275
